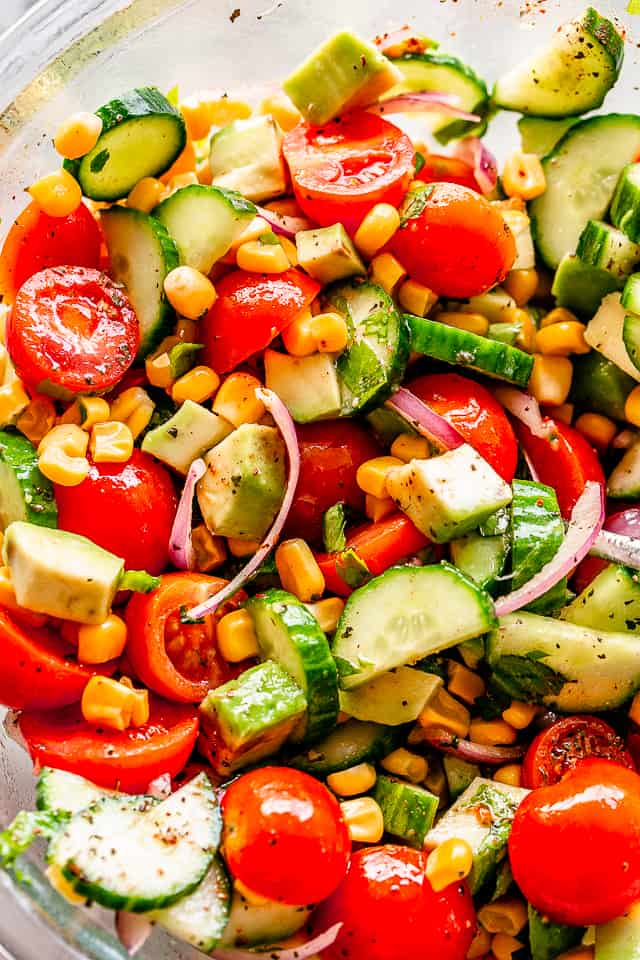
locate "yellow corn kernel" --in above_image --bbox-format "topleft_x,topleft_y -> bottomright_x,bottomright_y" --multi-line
217,609 -> 260,663
164,266 -> 217,320
118,676 -> 150,726
467,925 -> 492,960
356,456 -> 404,500
192,524 -> 227,572
77,614 -> 128,664
275,538 -> 325,603
419,687 -> 471,739
625,385 -> 640,428
81,676 -> 138,731
492,933 -> 525,960
340,797 -> 385,844
197,159 -> 213,185
503,268 -> 539,307
0,566 -> 47,626
540,306 -> 579,329
381,748 -> 428,784
470,717 -> 518,746
54,112 -> 103,160
556,949 -> 594,960
629,691 -> 640,726
260,92 -> 302,132
447,661 -> 486,705
213,372 -> 265,426
479,897 -> 528,937
439,311 -> 489,337
536,321 -> 589,357
227,536 -> 262,558
38,423 -> 87,456
397,278 -> 438,318
494,764 -> 523,788
38,424 -> 89,486
79,397 -> 111,430
310,312 -> 349,353
365,493 -> 396,523
354,203 -> 401,259
110,387 -> 155,440
28,169 -> 82,218
230,216 -> 274,251
528,354 -> 573,406
390,433 -> 431,463
16,395 -> 56,446
280,236 -> 298,267
90,420 -> 134,463
305,597 -> 345,633
146,351 -> 174,389
236,238 -> 290,274
127,176 -> 165,213
575,412 -> 617,452
45,864 -> 87,905
327,762 -> 377,797
369,252 -> 407,295
546,402 -> 574,425
282,307 -> 316,357
502,152 -> 546,201
172,365 -> 220,404
0,379 -> 30,425
425,837 -> 473,892
501,700 -> 537,730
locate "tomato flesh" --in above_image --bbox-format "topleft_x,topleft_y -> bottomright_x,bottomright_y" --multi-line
523,716 -> 635,789
420,154 -> 480,191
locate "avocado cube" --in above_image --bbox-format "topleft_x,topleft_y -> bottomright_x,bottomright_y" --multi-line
264,350 -> 341,423
141,400 -> 233,474
296,225 -> 366,286
197,423 -> 286,541
386,444 -> 512,544
3,521 -> 124,623
209,116 -> 287,203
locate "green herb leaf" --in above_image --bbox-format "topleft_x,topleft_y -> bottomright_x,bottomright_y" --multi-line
168,342 -> 204,380
180,604 -> 205,624
414,151 -> 426,175
399,184 -> 435,227
323,502 -> 347,553
475,684 -> 511,720
414,654 -> 448,682
258,231 -> 282,246
335,548 -> 371,589
0,810 -> 67,869
89,149 -> 110,173
491,652 -> 566,703
461,783 -> 518,825
119,570 -> 161,594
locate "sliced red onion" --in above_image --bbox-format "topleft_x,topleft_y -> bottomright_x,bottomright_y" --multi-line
169,458 -> 207,572
146,772 -> 172,799
256,206 -> 312,238
186,388 -> 300,621
612,429 -> 638,450
212,923 -> 342,960
494,386 -> 555,440
422,729 -> 525,765
386,386 -> 464,452
452,136 -> 498,195
369,93 -> 480,124
591,529 -> 640,569
522,450 -> 540,483
495,481 -> 605,617
115,912 -> 153,955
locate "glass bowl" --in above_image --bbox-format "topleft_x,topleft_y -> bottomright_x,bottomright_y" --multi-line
0,1 -> 635,958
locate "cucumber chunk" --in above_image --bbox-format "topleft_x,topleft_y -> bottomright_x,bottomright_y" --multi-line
221,890 -> 313,948
571,352 -> 635,421
443,756 -> 481,802
449,532 -> 507,594
584,292 -> 640,382
288,719 -> 400,776
611,163 -> 640,243
518,116 -> 579,156
623,272 -> 640,315
373,775 -> 439,848
608,439 -> 640,500
576,220 -> 640,280
552,254 -> 622,317
562,564 -> 640,633
595,900 -> 640,960
149,857 -> 230,952
338,666 -> 442,725
511,479 -> 567,615
529,904 -> 585,960
0,430 -> 57,532
36,768 -> 110,815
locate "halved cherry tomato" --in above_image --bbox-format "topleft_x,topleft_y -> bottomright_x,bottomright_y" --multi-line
222,766 -> 351,905
125,573 -> 241,703
314,844 -> 476,960
389,182 -> 516,297
573,507 -> 640,593
509,759 -> 640,925
408,372 -> 518,482
55,450 -> 178,575
7,266 -> 138,395
0,201 -> 102,303
513,418 -> 605,519
202,268 -> 320,374
0,606 -> 116,711
283,112 -> 414,234
284,421 -> 380,545
419,154 -> 480,191
19,695 -> 199,793
522,716 -> 635,789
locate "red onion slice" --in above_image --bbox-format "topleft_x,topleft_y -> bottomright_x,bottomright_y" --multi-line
494,386 -> 555,440
116,912 -> 153,955
452,136 -> 498,194
212,923 -> 342,960
169,457 -> 207,572
495,481 -> 605,617
256,205 -> 312,238
591,529 -> 640,569
186,388 -> 300,621
146,772 -> 172,799
522,450 -> 540,483
422,729 -> 525,765
369,93 -> 480,124
386,386 -> 465,452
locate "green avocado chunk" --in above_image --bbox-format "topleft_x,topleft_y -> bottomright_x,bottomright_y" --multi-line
142,400 -> 233,474
209,116 -> 287,203
295,224 -> 366,285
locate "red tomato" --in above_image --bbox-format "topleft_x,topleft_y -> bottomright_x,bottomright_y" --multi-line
509,759 -> 640,925
202,269 -> 320,374
55,450 -> 177,575
283,112 -> 414,234
523,716 -> 635,789
221,766 -> 350,905
19,696 -> 199,793
389,182 -> 516,297
574,507 -> 640,593
0,201 -> 101,302
284,421 -> 380,545
408,372 -> 518,482
514,418 -> 605,519
419,154 -> 480,191
314,844 -> 476,960
125,573 -> 240,703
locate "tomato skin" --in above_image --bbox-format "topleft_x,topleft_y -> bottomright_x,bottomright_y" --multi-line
523,716 -> 635,789
509,759 -> 640,926
19,696 -> 199,793
574,507 -> 640,592
202,268 -> 320,374
420,154 -> 480,191
221,766 -> 351,905
315,844 -> 476,960
283,112 -> 414,234
55,450 -> 177,575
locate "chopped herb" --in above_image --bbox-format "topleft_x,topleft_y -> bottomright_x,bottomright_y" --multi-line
322,502 -> 347,553
119,569 -> 161,594
491,652 -> 566,703
414,151 -> 426,175
0,810 -> 67,869
335,548 -> 371,589
89,149 -> 110,173
399,184 -> 435,227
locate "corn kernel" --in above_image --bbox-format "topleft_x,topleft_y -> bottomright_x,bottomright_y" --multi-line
81,676 -> 138,731
77,614 -> 128,664
528,354 -> 573,406
419,687 -> 471,739
625,385 -> 640,428
230,216 -> 273,251
546,402 -> 574,425
160,140 -> 197,183
28,169 -> 82,217
398,278 -> 438,317
54,111 -> 103,160
145,351 -> 173,389
182,95 -> 251,141
629,691 -> 640,726
447,661 -> 486,705
501,700 -> 537,730
127,176 -> 165,213
356,456 -> 404,499
536,321 -> 589,357
304,597 -> 345,633
227,537 -> 262,558
327,762 -> 377,797
494,764 -> 523,788
0,379 -> 30,425
110,387 -> 155,440
197,159 -> 213,185
212,372 -> 265,426
354,203 -> 401,259
172,365 -> 220,404
16,395 -> 56,446
59,396 -> 109,431
38,423 -> 89,486
574,412 -> 616,452
390,433 -> 431,462
275,538 -> 325,602
260,92 -> 301,132
169,171 -> 202,195
164,266 -> 217,319
365,493 -> 396,523
282,307 -> 316,357
492,933 -> 525,960
438,311 -> 489,337
540,306 -> 579,329
38,422 -> 87,455
0,566 -> 48,626
425,837 -> 473,892
381,748 -> 428,783
45,864 -> 87,905
479,898 -> 528,936
236,238 -> 290,274
340,797 -> 385,844
467,925 -> 492,960
192,524 -> 227,572
217,609 -> 260,663
502,152 -> 546,201
310,312 -> 349,353
119,676 -> 150,726
90,420 -> 134,463
503,268 -> 539,307
369,252 -> 407,295
470,717 -> 518,746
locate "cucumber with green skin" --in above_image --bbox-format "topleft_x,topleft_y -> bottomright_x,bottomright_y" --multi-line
443,756 -> 481,802
338,665 -> 442,725
570,352 -> 635,421
611,163 -> 640,243
149,857 -> 230,952
36,768 -> 110,815
510,479 -> 567,615
562,564 -> 640,633
288,719 -> 401,776
373,775 -> 439,849
552,254 -> 622,317
221,890 -> 313,948
450,531 -> 508,594
0,431 -> 57,532
528,904 -> 585,960
622,272 -> 640,315
576,220 -> 640,280
609,440 -> 640,500
518,116 -> 579,156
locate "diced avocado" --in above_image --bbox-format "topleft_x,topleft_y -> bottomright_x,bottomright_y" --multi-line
386,444 -> 512,544
552,254 -> 621,317
595,899 -> 640,960
264,350 -> 341,423
338,666 -> 442,725
443,756 -> 481,802
373,775 -> 439,849
445,287 -> 516,324
571,351 -> 635,421
197,424 -> 285,541
142,400 -> 233,474
450,531 -> 507,593
296,224 -> 366,285
3,522 -> 123,624
366,406 -> 418,446
209,116 -> 287,203
199,661 -> 307,775
283,31 -> 401,126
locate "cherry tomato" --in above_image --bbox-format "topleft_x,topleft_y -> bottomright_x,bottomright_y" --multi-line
221,766 -> 351,905
0,201 -> 102,303
55,451 -> 177,575
514,418 -> 605,519
574,507 -> 640,593
389,182 -> 516,297
283,112 -> 414,234
202,269 -> 320,374
509,759 -> 640,925
125,573 -> 241,703
419,154 -> 480,191
523,716 -> 635,789
314,844 -> 476,960
284,421 -> 380,545
19,696 -> 199,793
408,372 -> 518,482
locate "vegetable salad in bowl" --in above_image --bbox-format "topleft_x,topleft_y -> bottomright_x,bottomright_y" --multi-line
1,7 -> 640,960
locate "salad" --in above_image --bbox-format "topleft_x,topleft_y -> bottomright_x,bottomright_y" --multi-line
2,6 -> 640,959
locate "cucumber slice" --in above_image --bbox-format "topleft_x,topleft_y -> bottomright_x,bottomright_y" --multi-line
288,718 -> 400,776
529,904 -> 585,960
153,184 -> 256,274
596,900 -> 640,960
552,253 -> 622,317
562,564 -> 640,633
373,775 -> 439,849
325,280 -> 410,415
149,857 -> 230,952
584,293 -> 640,382
36,768 -> 110,815
623,313 -> 640,374
450,532 -> 508,593
338,665 -> 442,725
65,87 -> 186,201
511,479 -> 567,615
443,756 -> 481,802
608,439 -> 640,500
494,7 -> 623,118
611,163 -> 640,243
333,563 -> 497,689
0,430 -> 57,532
408,314 -> 533,387
576,220 -> 640,280
221,890 -> 312,948
246,589 -> 339,743
571,352 -> 635,421
623,272 -> 640,315
518,116 -> 578,156
530,115 -> 640,270
100,207 -> 179,360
